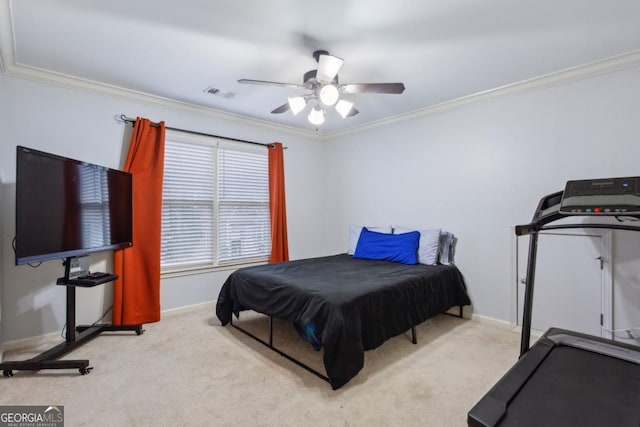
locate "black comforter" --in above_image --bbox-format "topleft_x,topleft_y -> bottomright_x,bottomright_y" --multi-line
216,254 -> 471,389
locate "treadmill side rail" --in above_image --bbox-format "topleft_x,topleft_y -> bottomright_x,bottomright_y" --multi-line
467,338 -> 555,427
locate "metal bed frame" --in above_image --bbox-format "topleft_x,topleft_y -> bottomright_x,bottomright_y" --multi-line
229,305 -> 465,386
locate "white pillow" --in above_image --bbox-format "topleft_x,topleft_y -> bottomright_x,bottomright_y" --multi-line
394,226 -> 441,265
348,224 -> 392,255
439,231 -> 456,265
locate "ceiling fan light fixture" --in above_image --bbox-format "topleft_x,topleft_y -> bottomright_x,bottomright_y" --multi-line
308,105 -> 325,126
335,99 -> 355,118
319,84 -> 339,106
316,54 -> 344,83
288,96 -> 307,115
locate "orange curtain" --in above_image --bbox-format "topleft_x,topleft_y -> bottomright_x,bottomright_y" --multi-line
268,142 -> 289,263
112,117 -> 165,325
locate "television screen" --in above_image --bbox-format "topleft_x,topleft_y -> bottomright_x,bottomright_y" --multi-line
15,146 -> 133,265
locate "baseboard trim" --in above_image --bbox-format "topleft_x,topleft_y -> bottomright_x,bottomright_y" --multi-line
470,313 -> 515,330
510,324 -> 544,339
161,301 -> 216,318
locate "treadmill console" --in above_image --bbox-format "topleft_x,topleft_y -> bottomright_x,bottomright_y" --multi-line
559,176 -> 640,215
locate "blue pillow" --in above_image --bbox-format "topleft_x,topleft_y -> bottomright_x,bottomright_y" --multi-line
353,227 -> 420,265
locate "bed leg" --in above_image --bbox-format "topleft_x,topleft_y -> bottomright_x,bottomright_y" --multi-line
411,326 -> 417,344
269,316 -> 274,346
228,314 -> 331,385
459,305 -> 464,318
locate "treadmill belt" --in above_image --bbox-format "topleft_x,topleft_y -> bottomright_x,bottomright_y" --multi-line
503,345 -> 640,426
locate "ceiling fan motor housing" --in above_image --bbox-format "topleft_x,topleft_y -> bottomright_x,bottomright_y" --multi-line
312,50 -> 330,63
303,70 -> 338,89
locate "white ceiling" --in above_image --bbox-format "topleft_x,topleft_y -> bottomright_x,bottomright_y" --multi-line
2,0 -> 640,134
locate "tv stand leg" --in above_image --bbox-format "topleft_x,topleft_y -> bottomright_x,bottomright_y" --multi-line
76,324 -> 145,335
0,324 -> 144,376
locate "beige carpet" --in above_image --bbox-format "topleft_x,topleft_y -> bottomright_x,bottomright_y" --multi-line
0,304 -> 520,426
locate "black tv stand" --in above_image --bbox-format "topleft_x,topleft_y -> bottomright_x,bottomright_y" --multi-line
0,258 -> 144,377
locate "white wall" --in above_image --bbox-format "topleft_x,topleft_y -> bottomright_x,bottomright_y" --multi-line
323,65 -> 640,333
0,74 -> 326,342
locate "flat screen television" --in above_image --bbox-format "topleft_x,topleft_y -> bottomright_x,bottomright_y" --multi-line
15,146 -> 133,265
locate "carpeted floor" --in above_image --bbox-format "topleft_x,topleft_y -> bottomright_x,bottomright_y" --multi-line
0,304 -> 520,426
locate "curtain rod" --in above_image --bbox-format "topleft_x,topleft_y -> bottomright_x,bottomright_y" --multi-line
118,115 -> 286,149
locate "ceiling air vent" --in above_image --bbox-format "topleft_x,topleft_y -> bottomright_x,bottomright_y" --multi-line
204,86 -> 235,99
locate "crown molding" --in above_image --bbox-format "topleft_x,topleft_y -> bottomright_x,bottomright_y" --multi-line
3,61 -> 321,139
326,50 -> 640,139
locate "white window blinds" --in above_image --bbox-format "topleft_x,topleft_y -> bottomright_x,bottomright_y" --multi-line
217,148 -> 270,264
161,133 -> 270,273
161,141 -> 216,269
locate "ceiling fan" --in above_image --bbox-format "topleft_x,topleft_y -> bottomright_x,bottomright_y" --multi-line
238,50 -> 405,126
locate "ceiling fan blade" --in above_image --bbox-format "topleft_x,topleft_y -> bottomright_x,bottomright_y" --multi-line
316,54 -> 344,83
340,83 -> 406,94
271,103 -> 291,114
238,79 -> 304,89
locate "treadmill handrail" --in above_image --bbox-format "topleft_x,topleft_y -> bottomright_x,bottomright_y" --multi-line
517,222 -> 640,236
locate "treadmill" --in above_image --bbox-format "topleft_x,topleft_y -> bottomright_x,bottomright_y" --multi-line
468,177 -> 640,427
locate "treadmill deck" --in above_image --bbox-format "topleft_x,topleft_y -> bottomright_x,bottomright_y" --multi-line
468,328 -> 640,426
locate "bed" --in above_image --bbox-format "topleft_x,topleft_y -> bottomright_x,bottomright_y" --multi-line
216,253 -> 471,389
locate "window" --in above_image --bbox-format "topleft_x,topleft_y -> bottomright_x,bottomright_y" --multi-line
160,130 -> 270,273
